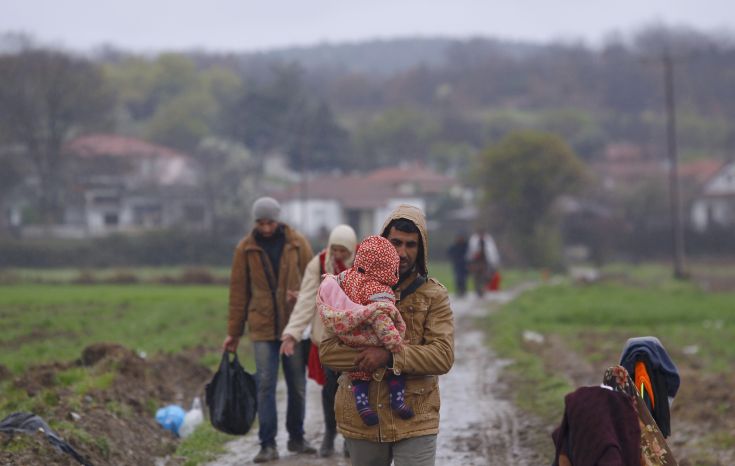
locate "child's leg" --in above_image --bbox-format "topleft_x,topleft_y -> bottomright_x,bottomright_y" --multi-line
351,376 -> 378,426
386,372 -> 414,419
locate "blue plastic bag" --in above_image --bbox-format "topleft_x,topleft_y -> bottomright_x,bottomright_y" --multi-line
155,405 -> 186,436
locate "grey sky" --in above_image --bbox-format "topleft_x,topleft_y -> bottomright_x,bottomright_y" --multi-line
2,0 -> 734,52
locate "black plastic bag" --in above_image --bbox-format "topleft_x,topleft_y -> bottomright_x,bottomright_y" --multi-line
205,351 -> 257,435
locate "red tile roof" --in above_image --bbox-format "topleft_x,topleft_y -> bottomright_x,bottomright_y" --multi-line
274,175 -> 399,209
273,165 -> 455,208
64,134 -> 188,159
366,164 -> 454,193
679,159 -> 724,184
590,160 -> 665,179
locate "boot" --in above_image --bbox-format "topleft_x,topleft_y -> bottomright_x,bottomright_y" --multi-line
253,444 -> 279,463
319,429 -> 336,457
287,437 -> 317,454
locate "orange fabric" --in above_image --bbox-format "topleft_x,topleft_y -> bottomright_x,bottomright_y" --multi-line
635,361 -> 655,409
485,272 -> 501,291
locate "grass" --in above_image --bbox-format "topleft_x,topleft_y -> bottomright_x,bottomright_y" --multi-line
2,261 -> 536,291
487,267 -> 735,461
0,266 -> 232,284
0,263 -> 550,465
0,284 -> 228,373
175,423 -> 234,466
0,263 -> 540,376
490,276 -> 734,384
0,280 -> 243,465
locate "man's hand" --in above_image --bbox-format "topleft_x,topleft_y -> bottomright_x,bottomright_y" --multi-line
280,335 -> 297,356
222,335 -> 240,353
354,347 -> 390,373
286,289 -> 299,305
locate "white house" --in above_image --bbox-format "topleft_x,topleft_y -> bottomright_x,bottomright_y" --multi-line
690,160 -> 735,232
273,165 -> 455,239
28,133 -> 212,238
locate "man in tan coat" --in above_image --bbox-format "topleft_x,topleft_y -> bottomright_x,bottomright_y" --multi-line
222,197 -> 315,463
320,204 -> 455,466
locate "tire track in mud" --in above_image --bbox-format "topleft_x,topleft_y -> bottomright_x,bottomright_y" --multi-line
437,291 -> 538,466
207,288 -> 538,465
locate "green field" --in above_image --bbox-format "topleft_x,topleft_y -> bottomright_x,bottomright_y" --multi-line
0,281 -> 238,464
492,280 -> 735,371
6,263 -> 718,463
0,261 -> 466,464
0,284 -> 229,373
0,261 -> 537,293
0,266 -> 232,285
487,268 -> 735,462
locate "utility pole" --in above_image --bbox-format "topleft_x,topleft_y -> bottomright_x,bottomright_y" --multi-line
662,51 -> 687,279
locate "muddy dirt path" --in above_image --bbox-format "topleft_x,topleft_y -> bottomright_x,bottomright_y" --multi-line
207,289 -> 540,465
435,290 -> 541,465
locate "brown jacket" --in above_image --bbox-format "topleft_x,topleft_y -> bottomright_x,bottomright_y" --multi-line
227,224 -> 313,341
319,204 -> 455,442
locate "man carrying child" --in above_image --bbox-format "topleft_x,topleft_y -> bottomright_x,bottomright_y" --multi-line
320,204 -> 455,466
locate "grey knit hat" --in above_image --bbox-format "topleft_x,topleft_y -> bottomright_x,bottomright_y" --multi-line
252,197 -> 281,221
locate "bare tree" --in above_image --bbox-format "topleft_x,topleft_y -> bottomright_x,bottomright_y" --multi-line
0,49 -> 113,224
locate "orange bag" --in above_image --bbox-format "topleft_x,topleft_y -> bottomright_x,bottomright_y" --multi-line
486,272 -> 501,291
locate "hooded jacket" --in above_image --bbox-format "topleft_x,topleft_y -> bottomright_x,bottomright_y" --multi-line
340,235 -> 399,305
319,204 -> 455,442
227,223 -> 313,341
281,224 -> 357,345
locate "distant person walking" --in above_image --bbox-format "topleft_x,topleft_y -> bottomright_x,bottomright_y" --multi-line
280,224 -> 357,457
466,229 -> 500,297
222,197 -> 316,463
446,232 -> 469,297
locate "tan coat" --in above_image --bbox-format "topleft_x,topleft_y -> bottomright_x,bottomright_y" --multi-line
227,224 -> 313,341
319,204 -> 455,442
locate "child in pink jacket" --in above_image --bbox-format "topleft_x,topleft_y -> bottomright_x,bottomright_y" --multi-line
318,235 -> 413,426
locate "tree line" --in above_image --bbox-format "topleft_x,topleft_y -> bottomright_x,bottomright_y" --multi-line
1,24 -> 734,266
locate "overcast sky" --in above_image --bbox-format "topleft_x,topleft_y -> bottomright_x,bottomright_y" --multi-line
2,0 -> 734,52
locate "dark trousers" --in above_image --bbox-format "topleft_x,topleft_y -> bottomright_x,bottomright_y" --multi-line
322,367 -> 338,434
252,340 -> 307,447
452,268 -> 468,297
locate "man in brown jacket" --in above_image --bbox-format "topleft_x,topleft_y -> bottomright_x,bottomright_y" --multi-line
222,197 -> 315,463
320,204 -> 455,466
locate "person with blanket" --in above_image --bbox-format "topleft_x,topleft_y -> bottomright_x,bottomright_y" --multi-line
279,224 -> 357,457
319,235 -> 414,427
552,365 -> 678,466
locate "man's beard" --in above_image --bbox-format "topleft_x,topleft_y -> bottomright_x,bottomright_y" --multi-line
398,264 -> 415,283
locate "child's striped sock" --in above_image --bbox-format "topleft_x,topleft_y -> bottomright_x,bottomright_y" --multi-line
351,379 -> 378,426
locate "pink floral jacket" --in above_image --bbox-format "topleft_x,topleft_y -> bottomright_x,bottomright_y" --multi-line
317,275 -> 405,353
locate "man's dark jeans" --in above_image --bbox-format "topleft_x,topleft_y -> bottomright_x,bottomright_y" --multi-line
253,340 -> 307,447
